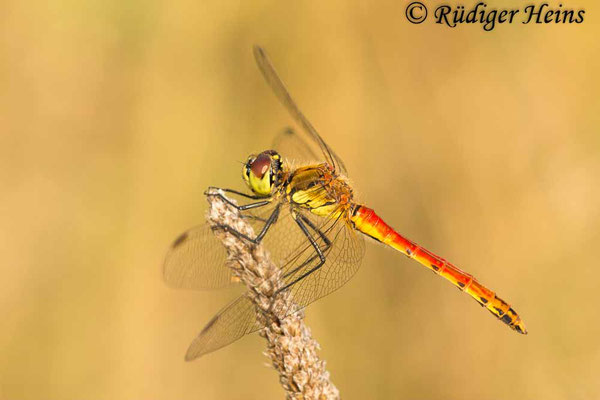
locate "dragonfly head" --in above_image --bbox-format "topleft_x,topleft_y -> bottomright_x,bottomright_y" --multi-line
242,150 -> 283,197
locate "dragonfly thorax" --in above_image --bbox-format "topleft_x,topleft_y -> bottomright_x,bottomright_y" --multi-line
242,150 -> 284,197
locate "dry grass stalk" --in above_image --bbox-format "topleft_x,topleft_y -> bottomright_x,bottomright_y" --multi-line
207,190 -> 339,400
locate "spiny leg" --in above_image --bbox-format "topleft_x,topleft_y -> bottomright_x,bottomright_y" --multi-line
282,214 -> 332,282
205,186 -> 267,200
276,213 -> 329,294
300,214 -> 332,247
213,203 -> 281,244
206,189 -> 272,211
241,214 -> 268,223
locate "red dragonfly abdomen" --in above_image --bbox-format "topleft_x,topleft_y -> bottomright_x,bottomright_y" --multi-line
350,205 -> 527,334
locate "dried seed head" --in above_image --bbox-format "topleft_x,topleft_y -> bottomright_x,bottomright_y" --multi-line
207,190 -> 339,399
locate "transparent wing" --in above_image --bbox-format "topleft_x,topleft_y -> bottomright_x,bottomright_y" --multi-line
271,127 -> 321,166
185,206 -> 365,359
185,294 -> 259,360
164,200 -> 282,290
254,46 -> 348,175
281,209 -> 365,310
164,197 -> 325,290
163,224 -> 234,290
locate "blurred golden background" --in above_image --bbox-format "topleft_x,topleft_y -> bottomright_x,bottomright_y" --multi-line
1,1 -> 599,399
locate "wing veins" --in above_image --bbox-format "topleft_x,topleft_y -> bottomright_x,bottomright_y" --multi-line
253,46 -> 346,173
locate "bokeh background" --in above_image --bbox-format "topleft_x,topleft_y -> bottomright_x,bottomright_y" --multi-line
1,1 -> 599,399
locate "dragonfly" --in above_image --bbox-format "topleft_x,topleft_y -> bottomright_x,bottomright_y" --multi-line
164,46 -> 527,361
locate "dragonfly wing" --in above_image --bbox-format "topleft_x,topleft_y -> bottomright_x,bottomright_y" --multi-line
163,223 -> 234,290
253,46 -> 348,175
184,206 -> 365,358
271,127 -> 321,166
183,205 -> 317,358
185,294 -> 259,360
280,208 -> 366,309
164,200 -> 283,290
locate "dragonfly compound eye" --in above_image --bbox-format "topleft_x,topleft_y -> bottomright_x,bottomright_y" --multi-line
244,152 -> 274,196
250,153 -> 272,179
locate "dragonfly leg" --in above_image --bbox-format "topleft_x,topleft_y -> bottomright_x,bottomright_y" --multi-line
205,186 -> 266,200
300,214 -> 332,247
241,214 -> 267,223
212,203 -> 281,244
281,215 -> 332,282
277,213 -> 329,294
206,190 -> 272,211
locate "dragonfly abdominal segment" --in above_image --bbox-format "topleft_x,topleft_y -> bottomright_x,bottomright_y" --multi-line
351,206 -> 527,334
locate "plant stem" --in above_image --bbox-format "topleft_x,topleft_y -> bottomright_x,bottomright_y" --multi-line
207,190 -> 339,400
